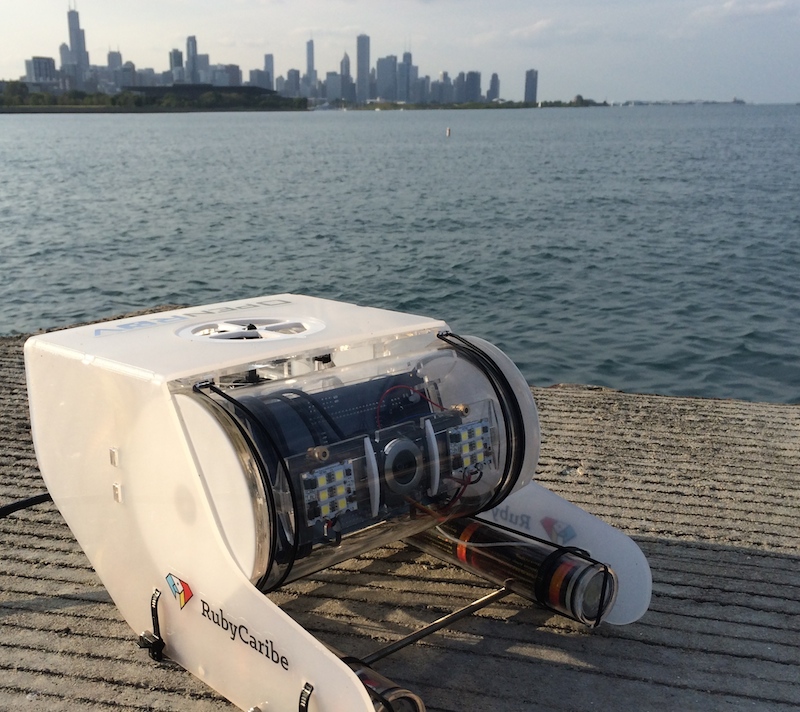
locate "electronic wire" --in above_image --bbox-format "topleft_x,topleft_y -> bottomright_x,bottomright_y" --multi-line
0,492 -> 53,519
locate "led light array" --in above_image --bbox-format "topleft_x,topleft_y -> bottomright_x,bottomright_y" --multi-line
448,419 -> 492,474
303,461 -> 357,524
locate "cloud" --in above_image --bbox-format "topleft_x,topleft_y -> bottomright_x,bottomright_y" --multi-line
469,17 -> 608,52
509,19 -> 555,42
691,0 -> 797,21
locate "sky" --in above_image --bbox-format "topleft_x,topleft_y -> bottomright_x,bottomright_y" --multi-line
2,0 -> 799,103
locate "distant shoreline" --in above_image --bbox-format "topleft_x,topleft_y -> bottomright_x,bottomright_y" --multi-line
0,100 -> 601,115
0,104 -> 305,114
2,80 -> 759,113
0,100 -> 764,115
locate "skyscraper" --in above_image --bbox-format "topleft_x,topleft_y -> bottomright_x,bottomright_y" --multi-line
186,36 -> 198,83
285,69 -> 301,97
376,55 -> 397,101
326,72 -> 342,101
306,39 -> 316,83
438,71 -> 454,103
66,9 -> 90,87
465,71 -> 482,102
249,69 -> 271,90
59,43 -> 72,70
300,39 -> 317,97
25,57 -> 58,84
168,49 -> 184,83
107,51 -> 122,71
264,54 -> 274,89
524,69 -> 538,104
397,52 -> 412,102
224,65 -> 242,86
340,52 -> 355,103
169,50 -> 183,70
487,73 -> 500,102
356,34 -> 370,104
454,72 -> 466,103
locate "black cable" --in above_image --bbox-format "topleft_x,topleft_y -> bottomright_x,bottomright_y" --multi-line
274,388 -> 348,440
337,657 -> 397,712
192,382 -> 279,588
202,382 -> 302,592
437,332 -> 527,511
484,518 -> 613,626
0,492 -> 53,519
263,393 -> 328,446
595,564 -> 612,628
365,686 -> 396,712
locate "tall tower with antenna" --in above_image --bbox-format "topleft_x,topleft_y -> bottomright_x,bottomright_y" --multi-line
66,3 -> 90,88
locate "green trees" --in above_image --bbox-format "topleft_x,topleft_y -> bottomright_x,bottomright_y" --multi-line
28,92 -> 56,106
110,92 -> 145,108
0,85 -> 307,112
2,81 -> 30,106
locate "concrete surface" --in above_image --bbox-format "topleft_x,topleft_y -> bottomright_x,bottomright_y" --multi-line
1,329 -> 798,711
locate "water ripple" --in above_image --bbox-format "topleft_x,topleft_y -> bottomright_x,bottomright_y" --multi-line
2,106 -> 800,402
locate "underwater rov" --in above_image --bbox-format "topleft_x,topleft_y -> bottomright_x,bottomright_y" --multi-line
24,294 -> 651,712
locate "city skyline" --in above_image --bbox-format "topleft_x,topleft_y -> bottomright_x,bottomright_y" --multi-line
3,0 -> 800,103
14,7 -> 535,104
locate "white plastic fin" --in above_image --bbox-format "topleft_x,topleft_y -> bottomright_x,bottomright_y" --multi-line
425,419 -> 440,496
478,481 -> 652,625
364,437 -> 380,517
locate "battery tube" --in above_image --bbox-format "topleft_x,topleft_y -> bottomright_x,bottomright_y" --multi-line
335,654 -> 426,712
407,518 -> 617,626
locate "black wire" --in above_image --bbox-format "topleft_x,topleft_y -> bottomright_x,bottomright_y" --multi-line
595,564 -> 612,628
203,382 -> 302,592
437,332 -> 526,512
273,389 -> 348,440
192,383 -> 279,588
263,393 -> 328,445
484,517 -> 613,625
0,492 -> 53,519
365,686 -> 397,712
337,657 -> 397,712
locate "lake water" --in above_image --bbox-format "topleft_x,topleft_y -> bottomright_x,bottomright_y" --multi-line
1,105 -> 799,403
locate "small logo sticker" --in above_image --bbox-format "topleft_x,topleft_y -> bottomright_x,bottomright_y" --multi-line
541,517 -> 577,545
166,573 -> 193,609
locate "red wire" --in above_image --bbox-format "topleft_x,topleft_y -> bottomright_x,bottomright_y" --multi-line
375,383 -> 481,514
375,385 -> 444,428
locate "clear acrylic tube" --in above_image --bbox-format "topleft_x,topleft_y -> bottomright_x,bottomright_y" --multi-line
407,518 -> 617,626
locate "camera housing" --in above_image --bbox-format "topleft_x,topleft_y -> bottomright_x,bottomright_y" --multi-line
189,349 -> 521,591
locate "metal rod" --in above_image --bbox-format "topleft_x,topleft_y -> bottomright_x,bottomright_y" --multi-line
362,587 -> 511,665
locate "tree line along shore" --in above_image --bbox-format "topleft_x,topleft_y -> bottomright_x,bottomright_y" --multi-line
0,81 -> 606,113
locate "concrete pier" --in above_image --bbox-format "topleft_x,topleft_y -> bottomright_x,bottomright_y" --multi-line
1,330 -> 798,711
